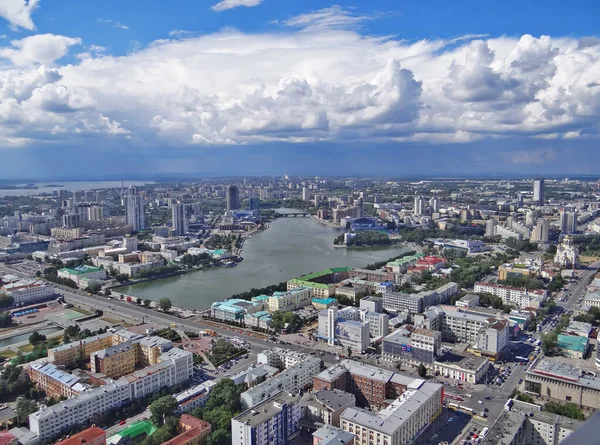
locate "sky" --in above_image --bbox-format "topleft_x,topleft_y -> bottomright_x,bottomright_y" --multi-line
0,0 -> 599,180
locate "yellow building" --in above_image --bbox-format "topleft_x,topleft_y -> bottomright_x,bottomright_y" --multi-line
91,342 -> 136,378
49,333 -> 114,367
498,263 -> 538,281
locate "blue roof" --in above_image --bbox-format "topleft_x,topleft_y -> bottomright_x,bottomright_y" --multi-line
312,298 -> 337,304
557,334 -> 588,352
251,295 -> 270,301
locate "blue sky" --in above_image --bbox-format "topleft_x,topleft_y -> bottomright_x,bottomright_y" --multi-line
0,0 -> 598,179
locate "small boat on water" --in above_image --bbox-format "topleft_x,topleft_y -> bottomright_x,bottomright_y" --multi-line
222,261 -> 237,267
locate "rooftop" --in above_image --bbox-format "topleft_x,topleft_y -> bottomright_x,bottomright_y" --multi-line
435,351 -> 488,370
58,265 -> 103,275
302,389 -> 356,411
312,425 -> 355,445
55,426 -> 105,445
557,334 -> 588,352
234,391 -> 301,427
30,363 -> 80,387
341,382 -> 442,435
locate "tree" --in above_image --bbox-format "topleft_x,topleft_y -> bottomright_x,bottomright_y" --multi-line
417,363 -> 427,378
149,395 -> 178,426
15,397 -> 37,425
206,429 -> 231,445
0,295 -> 14,309
347,347 -> 353,358
541,331 -> 558,355
86,282 -> 102,294
204,379 -> 242,413
158,298 -> 172,312
143,299 -> 152,308
115,273 -> 130,283
28,331 -> 46,346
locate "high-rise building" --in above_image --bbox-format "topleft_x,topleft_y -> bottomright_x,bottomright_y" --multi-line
302,186 -> 310,201
429,196 -> 440,213
172,203 -> 187,236
517,192 -> 524,208
485,218 -> 497,237
531,218 -> 549,242
414,196 -> 425,216
248,197 -> 260,215
533,178 -> 544,206
356,197 -> 365,218
226,185 -> 240,211
559,207 -> 578,234
125,186 -> 145,231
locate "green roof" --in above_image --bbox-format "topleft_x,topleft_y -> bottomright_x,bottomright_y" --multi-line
108,420 -> 157,441
58,265 -> 103,275
557,334 -> 588,352
296,267 -> 351,281
288,279 -> 330,290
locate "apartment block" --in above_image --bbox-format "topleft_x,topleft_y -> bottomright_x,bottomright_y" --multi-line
383,292 -> 424,313
91,341 -> 136,378
28,363 -> 87,399
340,381 -> 443,445
241,356 -> 322,409
382,328 -> 441,369
474,282 -> 547,308
301,389 -> 356,428
232,392 -> 302,445
313,361 -> 417,408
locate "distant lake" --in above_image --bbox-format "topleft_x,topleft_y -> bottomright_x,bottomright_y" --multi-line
119,210 -> 409,309
0,181 -> 153,198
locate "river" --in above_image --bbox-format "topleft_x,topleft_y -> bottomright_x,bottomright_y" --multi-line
118,212 -> 409,309
0,180 -> 152,198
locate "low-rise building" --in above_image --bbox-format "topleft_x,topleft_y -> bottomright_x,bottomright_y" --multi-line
433,351 -> 490,383
57,265 -> 106,288
455,294 -> 480,309
232,392 -> 302,445
3,280 -> 56,306
480,398 -> 581,445
383,292 -> 424,313
556,334 -> 588,359
268,286 -> 312,312
340,381 -> 443,445
160,414 -> 211,445
55,426 -> 106,445
524,358 -> 600,410
313,425 -> 355,445
359,296 -> 383,313
174,381 -> 217,413
583,292 -> 600,308
210,299 -> 262,321
301,389 -> 356,428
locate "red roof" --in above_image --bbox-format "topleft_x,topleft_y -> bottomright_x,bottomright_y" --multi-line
160,417 -> 211,445
55,427 -> 106,445
0,432 -> 16,445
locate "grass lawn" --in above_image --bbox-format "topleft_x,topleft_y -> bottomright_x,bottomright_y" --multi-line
18,344 -> 35,353
0,350 -> 16,358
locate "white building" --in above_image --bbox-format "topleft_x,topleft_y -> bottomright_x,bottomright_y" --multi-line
172,203 -> 187,236
475,319 -> 510,357
362,311 -> 389,338
6,282 -> 55,306
28,347 -> 193,442
174,380 -> 217,413
531,218 -> 550,243
433,352 -> 490,384
268,287 -> 312,312
241,357 -> 321,409
455,294 -> 480,308
383,292 -> 424,313
340,381 -> 443,445
336,320 -> 370,353
232,392 -> 302,445
57,265 -> 107,287
554,235 -> 579,269
474,282 -> 547,308
125,186 -> 145,231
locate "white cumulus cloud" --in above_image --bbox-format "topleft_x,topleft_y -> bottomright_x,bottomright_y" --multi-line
210,0 -> 263,12
0,0 -> 39,31
0,34 -> 81,66
0,29 -> 598,148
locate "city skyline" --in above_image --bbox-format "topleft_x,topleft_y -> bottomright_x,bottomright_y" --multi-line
0,0 -> 598,178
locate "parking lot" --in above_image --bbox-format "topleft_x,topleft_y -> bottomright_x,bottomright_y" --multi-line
5,259 -> 45,276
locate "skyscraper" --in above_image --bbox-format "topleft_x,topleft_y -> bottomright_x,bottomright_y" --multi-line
302,186 -> 309,201
172,203 -> 187,236
226,185 -> 240,211
125,186 -> 145,231
531,218 -> 549,242
414,196 -> 425,216
559,207 -> 578,234
533,178 -> 544,206
356,197 -> 365,218
429,196 -> 440,213
517,192 -> 524,208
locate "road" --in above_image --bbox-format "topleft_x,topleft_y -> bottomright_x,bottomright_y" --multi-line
557,261 -> 600,310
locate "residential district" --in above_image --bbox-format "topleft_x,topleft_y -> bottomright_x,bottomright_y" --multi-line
0,176 -> 600,444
